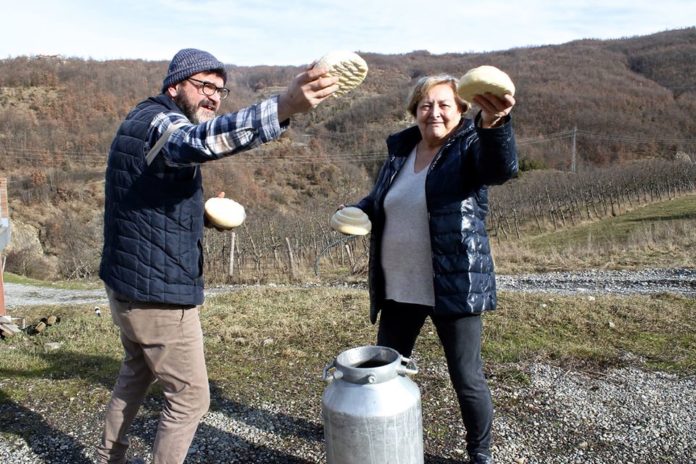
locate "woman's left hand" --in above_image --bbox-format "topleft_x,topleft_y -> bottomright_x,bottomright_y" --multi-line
474,93 -> 516,128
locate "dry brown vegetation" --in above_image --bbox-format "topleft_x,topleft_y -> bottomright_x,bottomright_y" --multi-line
1,28 -> 695,282
2,287 -> 694,462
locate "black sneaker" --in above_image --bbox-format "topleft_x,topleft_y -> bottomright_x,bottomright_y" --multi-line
470,453 -> 494,464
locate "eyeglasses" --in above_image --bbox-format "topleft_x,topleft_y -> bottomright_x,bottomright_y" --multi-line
186,77 -> 230,100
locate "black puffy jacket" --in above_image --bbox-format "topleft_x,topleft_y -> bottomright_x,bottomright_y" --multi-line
356,115 -> 518,323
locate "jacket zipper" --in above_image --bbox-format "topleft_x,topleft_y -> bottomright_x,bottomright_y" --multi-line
425,136 -> 456,210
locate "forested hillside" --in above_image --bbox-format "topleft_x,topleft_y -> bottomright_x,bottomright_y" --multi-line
1,28 -> 695,281
2,28 -> 694,169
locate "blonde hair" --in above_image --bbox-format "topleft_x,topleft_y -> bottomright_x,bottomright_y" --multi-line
406,74 -> 469,117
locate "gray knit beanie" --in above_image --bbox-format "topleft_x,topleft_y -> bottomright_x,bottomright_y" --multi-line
161,48 -> 227,93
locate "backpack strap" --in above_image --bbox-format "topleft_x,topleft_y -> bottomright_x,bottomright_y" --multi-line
145,122 -> 187,166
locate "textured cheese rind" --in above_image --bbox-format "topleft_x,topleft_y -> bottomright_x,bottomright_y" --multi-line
204,197 -> 246,229
457,65 -> 515,103
316,51 -> 368,97
330,207 -> 372,235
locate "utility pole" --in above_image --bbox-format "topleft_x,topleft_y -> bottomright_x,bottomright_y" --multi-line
571,126 -> 577,173
0,256 -> 5,317
0,177 -> 10,316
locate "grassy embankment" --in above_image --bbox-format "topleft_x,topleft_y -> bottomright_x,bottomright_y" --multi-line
493,193 -> 696,273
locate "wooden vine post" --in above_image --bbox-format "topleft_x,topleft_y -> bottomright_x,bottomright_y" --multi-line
228,231 -> 236,277
285,237 -> 297,280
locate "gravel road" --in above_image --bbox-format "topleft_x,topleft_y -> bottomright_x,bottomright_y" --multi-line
2,269 -> 694,463
3,282 -> 108,309
5,267 -> 696,309
496,267 -> 696,297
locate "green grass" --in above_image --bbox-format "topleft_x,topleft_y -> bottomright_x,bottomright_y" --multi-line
2,287 -> 693,409
487,292 -> 695,373
527,194 -> 696,248
1,286 -> 692,464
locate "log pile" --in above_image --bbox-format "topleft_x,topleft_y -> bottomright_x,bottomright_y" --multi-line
0,315 -> 21,338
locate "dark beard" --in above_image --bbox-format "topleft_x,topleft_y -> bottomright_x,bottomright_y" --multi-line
173,94 -> 215,124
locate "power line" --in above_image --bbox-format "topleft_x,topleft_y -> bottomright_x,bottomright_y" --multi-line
517,129 -> 696,146
2,128 -> 695,168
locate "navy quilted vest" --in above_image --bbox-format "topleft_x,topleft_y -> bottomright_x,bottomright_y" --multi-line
99,95 -> 205,305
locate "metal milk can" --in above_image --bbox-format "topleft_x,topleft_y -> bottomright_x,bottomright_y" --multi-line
321,345 -> 424,464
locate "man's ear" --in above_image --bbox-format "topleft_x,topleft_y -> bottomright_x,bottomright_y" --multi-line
166,85 -> 178,98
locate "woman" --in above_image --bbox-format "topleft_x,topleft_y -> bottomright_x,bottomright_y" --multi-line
352,74 -> 517,464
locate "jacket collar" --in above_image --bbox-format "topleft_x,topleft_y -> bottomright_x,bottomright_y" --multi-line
148,93 -> 183,113
386,118 -> 475,157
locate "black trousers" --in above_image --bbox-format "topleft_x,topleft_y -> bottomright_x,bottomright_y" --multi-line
377,299 -> 493,457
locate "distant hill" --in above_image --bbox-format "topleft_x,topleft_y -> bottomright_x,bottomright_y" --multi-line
1,28 -> 695,281
1,27 -> 694,172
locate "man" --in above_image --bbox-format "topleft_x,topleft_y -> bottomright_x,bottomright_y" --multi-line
96,48 -> 338,464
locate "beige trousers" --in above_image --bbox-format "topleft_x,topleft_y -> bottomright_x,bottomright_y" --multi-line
96,287 -> 210,464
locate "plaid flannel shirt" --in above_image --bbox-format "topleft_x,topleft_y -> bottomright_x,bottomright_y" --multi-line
148,95 -> 286,166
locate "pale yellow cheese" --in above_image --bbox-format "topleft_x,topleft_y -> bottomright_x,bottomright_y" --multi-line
457,65 -> 515,103
330,207 -> 371,235
204,197 -> 246,229
316,51 -> 368,97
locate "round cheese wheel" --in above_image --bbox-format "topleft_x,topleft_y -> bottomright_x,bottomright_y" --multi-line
330,207 -> 371,236
457,65 -> 515,103
204,197 -> 246,229
316,50 -> 368,97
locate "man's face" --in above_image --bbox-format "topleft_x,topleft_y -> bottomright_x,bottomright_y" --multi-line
169,71 -> 225,123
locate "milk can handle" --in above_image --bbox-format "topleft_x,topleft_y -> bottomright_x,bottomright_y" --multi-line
397,356 -> 418,376
322,358 -> 343,382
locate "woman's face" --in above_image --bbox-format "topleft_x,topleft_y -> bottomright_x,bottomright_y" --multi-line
415,83 -> 463,147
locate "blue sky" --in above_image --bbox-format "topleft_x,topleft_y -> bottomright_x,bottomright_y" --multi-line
1,0 -> 694,66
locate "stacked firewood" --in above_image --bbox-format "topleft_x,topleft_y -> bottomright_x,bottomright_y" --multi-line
0,315 -> 62,338
0,315 -> 21,338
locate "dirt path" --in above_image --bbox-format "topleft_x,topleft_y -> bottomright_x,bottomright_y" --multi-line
496,267 -> 696,297
4,282 -> 108,309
